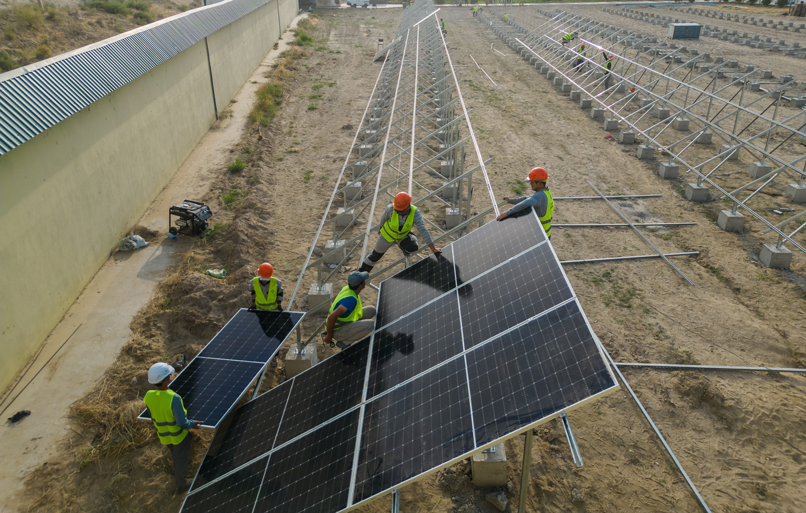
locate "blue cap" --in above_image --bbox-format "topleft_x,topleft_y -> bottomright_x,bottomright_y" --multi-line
348,271 -> 369,287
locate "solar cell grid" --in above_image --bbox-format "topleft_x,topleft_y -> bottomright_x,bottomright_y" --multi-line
465,301 -> 617,447
181,456 -> 268,513
254,410 -> 360,513
375,248 -> 458,327
353,357 -> 474,504
458,242 -> 572,349
192,379 -> 293,490
198,310 -> 304,362
273,337 -> 370,447
366,291 -> 463,399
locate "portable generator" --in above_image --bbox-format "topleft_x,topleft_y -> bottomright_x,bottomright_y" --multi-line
168,200 -> 213,237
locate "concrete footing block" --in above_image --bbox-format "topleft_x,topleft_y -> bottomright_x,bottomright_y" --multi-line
334,208 -> 355,228
324,240 -> 347,265
579,98 -> 592,109
790,98 -> 806,108
717,209 -> 745,232
655,108 -> 670,119
561,83 -> 572,94
445,208 -> 462,229
695,130 -> 713,144
307,282 -> 333,310
603,119 -> 619,131
546,70 -> 556,80
441,160 -> 454,177
440,182 -> 459,200
570,90 -> 581,101
590,108 -> 604,120
471,443 -> 508,487
619,130 -> 635,144
748,162 -> 772,179
720,144 -> 741,160
359,144 -> 374,158
658,162 -> 679,179
785,183 -> 806,203
673,117 -> 690,131
553,77 -> 564,87
284,341 -> 319,378
636,145 -> 654,159
760,243 -> 792,269
352,161 -> 368,180
685,183 -> 709,202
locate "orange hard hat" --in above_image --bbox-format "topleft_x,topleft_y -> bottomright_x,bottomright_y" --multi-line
258,263 -> 273,279
525,167 -> 548,182
581,44 -> 585,48
394,192 -> 412,210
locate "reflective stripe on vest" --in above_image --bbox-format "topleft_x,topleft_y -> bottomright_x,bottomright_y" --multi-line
253,277 -> 279,310
540,189 -> 554,238
330,286 -> 363,329
563,33 -> 573,41
380,206 -> 417,243
144,389 -> 189,445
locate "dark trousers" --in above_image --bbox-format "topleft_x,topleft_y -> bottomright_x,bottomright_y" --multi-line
168,432 -> 192,488
359,234 -> 419,272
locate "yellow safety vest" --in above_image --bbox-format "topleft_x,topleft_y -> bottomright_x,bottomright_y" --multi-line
380,206 -> 417,243
563,33 -> 574,41
473,6 -> 478,11
578,47 -> 586,56
330,286 -> 363,329
604,60 -> 612,74
540,189 -> 554,238
253,277 -> 279,310
144,389 -> 189,445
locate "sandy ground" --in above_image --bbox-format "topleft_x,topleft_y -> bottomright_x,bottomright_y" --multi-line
7,5 -> 806,513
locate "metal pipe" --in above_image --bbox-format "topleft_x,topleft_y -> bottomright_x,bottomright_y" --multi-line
560,251 -> 699,265
616,362 -> 806,374
553,222 -> 696,228
518,429 -> 533,513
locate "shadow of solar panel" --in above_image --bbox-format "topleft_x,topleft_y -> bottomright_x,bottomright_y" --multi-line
466,301 -> 617,447
273,337 -> 369,447
198,310 -> 304,362
254,410 -> 359,513
375,248 -> 459,327
181,455 -> 268,513
353,357 -> 474,504
192,379 -> 293,490
366,292 -> 463,400
458,242 -> 572,348
451,210 -> 546,283
140,358 -> 265,428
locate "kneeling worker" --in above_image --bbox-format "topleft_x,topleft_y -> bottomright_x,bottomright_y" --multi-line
496,167 -> 554,238
324,271 -> 376,348
144,363 -> 202,493
358,192 -> 440,273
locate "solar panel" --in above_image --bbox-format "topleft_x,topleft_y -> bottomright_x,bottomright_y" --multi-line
182,455 -> 268,513
138,309 -> 304,428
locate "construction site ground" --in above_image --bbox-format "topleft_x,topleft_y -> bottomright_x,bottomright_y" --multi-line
3,5 -> 805,513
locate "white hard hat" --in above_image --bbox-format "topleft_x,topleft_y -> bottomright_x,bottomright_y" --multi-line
148,362 -> 175,385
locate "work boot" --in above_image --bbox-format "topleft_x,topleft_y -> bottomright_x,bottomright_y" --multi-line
358,263 -> 373,273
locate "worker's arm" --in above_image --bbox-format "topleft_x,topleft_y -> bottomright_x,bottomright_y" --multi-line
497,192 -> 545,220
412,208 -> 441,254
172,395 -> 202,430
276,278 -> 284,309
378,205 -> 393,233
323,305 -> 348,344
249,280 -> 257,307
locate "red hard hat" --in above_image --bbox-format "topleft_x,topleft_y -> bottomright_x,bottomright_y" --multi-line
394,192 -> 412,210
525,167 -> 548,182
581,44 -> 585,48
258,263 -> 273,279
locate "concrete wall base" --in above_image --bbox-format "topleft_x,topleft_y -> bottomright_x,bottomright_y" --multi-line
785,183 -> 806,203
446,208 -> 462,229
284,341 -> 319,378
760,243 -> 793,269
748,162 -> 772,180
307,282 -> 333,310
324,240 -> 346,265
471,443 -> 508,487
686,183 -> 709,202
619,130 -> 635,144
603,119 -> 619,131
636,145 -> 654,159
658,162 -> 679,179
717,209 -> 745,232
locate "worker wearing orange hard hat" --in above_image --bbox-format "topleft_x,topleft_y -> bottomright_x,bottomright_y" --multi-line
358,192 -> 441,273
250,263 -> 284,364
497,167 -> 554,239
574,44 -> 586,72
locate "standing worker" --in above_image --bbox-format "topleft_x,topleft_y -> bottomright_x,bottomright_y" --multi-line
496,167 -> 554,239
357,192 -> 441,273
561,31 -> 577,46
504,11 -> 508,21
440,17 -> 446,35
143,363 -> 202,493
603,53 -> 613,89
473,5 -> 478,16
250,262 -> 283,366
323,271 -> 376,348
575,44 -> 586,72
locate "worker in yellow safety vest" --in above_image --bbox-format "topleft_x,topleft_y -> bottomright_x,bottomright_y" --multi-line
324,271 -> 376,348
143,362 -> 202,493
574,44 -> 586,71
473,5 -> 478,16
561,31 -> 577,45
504,12 -> 508,20
440,17 -> 446,33
249,262 -> 283,366
603,53 -> 613,89
497,167 -> 554,239
358,192 -> 441,273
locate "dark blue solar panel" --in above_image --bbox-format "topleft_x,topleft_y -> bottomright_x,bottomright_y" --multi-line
198,310 -> 304,362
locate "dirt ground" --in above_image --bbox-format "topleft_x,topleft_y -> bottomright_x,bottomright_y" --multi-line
11,5 -> 806,513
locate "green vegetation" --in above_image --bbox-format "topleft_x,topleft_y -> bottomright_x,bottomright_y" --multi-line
243,146 -> 254,156
81,0 -> 155,24
327,82 -> 336,87
312,83 -> 323,90
4,27 -> 16,40
178,4 -> 190,11
250,82 -> 284,125
221,186 -> 246,209
315,45 -> 327,51
509,179 -> 526,195
308,94 -> 321,100
307,103 -> 318,110
14,4 -> 44,29
303,169 -> 314,184
208,222 -> 229,238
227,158 -> 246,173
35,44 -> 51,59
0,50 -> 15,72
295,29 -> 313,46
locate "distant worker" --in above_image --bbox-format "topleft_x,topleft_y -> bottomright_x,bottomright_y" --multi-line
250,262 -> 283,366
504,12 -> 508,21
357,192 -> 441,273
575,44 -> 586,71
603,53 -> 613,89
324,271 -> 376,348
440,17 -> 446,34
473,5 -> 478,16
561,31 -> 577,46
496,167 -> 554,239
308,5 -> 312,12
143,363 -> 202,493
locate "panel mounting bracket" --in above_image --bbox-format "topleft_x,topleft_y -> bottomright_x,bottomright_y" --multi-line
391,489 -> 400,513
560,412 -> 584,468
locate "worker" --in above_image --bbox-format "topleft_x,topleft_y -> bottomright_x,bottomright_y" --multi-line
473,5 -> 478,16
561,31 -> 577,46
440,17 -> 446,34
575,44 -> 586,72
357,192 -> 441,273
496,167 -> 554,239
504,12 -> 508,21
603,53 -> 613,89
324,271 -> 376,348
249,262 -> 283,366
143,362 -> 202,493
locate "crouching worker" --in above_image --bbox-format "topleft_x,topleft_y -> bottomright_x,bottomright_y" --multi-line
323,271 -> 377,349
143,363 -> 202,493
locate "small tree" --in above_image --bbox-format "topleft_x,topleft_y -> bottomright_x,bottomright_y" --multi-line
761,0 -> 772,5
775,0 -> 786,7
747,0 -> 757,5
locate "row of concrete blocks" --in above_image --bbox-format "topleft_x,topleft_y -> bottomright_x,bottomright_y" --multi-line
679,7 -> 806,31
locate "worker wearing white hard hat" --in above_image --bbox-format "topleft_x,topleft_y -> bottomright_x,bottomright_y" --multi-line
143,362 -> 202,493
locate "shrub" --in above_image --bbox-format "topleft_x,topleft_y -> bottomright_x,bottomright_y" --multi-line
45,7 -> 64,23
14,4 -> 44,29
227,158 -> 245,173
4,27 -> 15,40
295,29 -> 313,46
133,10 -> 154,23
35,44 -> 51,59
178,4 -> 189,11
249,81 -> 284,125
761,0 -> 771,5
0,50 -> 16,71
126,0 -> 149,11
85,0 -> 130,15
775,0 -> 786,6
307,104 -> 317,110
